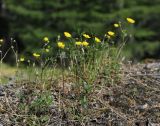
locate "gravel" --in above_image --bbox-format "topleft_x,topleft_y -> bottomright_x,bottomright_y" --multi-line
0,62 -> 160,126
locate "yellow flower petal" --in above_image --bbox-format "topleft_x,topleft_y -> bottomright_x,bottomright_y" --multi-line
75,41 -> 82,46
20,57 -> 25,62
126,18 -> 135,24
83,34 -> 91,39
95,37 -> 101,43
0,39 -> 4,44
64,32 -> 72,38
107,31 -> 115,36
33,53 -> 41,58
114,23 -> 119,28
43,37 -> 49,43
57,42 -> 65,49
45,49 -> 49,52
82,41 -> 89,46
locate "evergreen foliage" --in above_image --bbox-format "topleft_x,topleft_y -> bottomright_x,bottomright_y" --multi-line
2,0 -> 160,59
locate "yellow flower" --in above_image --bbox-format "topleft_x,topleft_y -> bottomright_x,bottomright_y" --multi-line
20,57 -> 25,62
57,42 -> 65,49
107,31 -> 115,36
114,23 -> 119,28
43,37 -> 49,43
33,53 -> 40,58
45,49 -> 49,52
75,41 -> 82,46
0,39 -> 3,44
83,34 -> 91,39
126,18 -> 135,24
82,41 -> 89,46
95,37 -> 101,43
64,32 -> 72,38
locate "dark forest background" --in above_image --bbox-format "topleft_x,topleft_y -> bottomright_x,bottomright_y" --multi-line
1,0 -> 160,61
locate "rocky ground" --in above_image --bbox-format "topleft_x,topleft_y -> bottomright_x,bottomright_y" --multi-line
0,62 -> 160,126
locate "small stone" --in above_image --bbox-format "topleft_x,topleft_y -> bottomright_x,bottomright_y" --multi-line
146,63 -> 160,69
0,91 -> 5,96
0,86 -> 4,91
136,103 -> 148,110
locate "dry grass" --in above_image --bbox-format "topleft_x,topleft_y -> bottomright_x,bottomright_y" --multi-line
0,63 -> 18,84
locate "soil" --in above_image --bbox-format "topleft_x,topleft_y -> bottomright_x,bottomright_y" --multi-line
0,62 -> 160,126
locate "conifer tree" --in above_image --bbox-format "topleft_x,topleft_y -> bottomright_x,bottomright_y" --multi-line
3,0 -> 160,59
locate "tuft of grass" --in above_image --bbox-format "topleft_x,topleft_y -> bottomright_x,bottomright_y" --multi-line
0,63 -> 17,84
